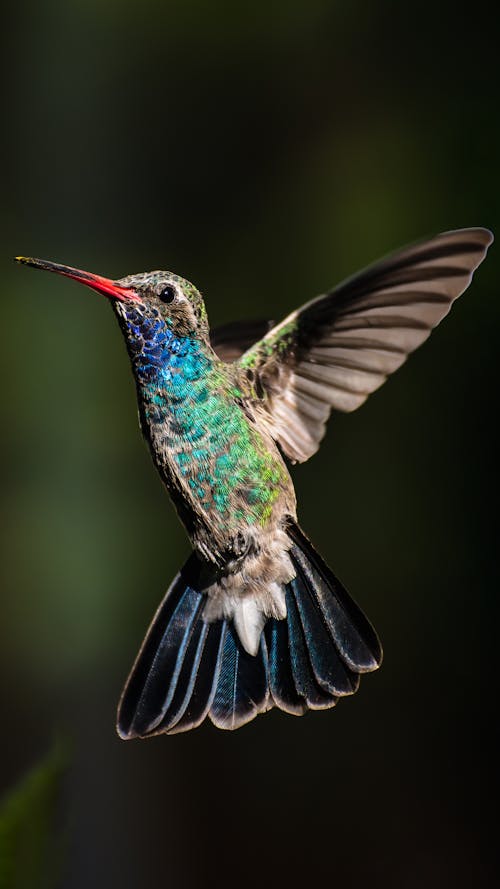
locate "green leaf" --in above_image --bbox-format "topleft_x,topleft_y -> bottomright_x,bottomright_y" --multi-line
0,741 -> 68,889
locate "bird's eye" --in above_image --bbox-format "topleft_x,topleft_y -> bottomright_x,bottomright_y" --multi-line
159,284 -> 177,304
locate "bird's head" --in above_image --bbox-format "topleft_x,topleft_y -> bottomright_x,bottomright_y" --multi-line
15,257 -> 210,340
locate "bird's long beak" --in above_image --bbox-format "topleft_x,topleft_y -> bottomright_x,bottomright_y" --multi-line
15,256 -> 141,302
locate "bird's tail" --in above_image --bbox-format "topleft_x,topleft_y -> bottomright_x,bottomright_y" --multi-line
117,522 -> 382,738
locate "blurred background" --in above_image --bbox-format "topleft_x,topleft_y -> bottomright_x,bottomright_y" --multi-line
1,1 -> 499,887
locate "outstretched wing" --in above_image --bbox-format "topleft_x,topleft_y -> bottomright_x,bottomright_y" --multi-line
238,228 -> 493,463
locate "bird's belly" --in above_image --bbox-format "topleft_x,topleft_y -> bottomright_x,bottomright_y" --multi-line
171,423 -> 290,529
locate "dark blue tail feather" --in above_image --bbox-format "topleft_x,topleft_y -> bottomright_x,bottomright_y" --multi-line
290,571 -> 359,698
155,616 -> 209,731
210,624 -> 269,730
117,522 -> 382,738
265,618 -> 308,717
167,621 -> 226,735
289,525 -> 382,673
118,555 -> 205,738
285,584 -> 335,710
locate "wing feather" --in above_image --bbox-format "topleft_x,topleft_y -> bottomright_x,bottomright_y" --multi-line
238,228 -> 493,462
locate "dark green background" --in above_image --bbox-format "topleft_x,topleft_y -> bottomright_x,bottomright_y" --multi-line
1,2 -> 498,887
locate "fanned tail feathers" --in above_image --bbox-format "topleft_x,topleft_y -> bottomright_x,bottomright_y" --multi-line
117,524 -> 382,738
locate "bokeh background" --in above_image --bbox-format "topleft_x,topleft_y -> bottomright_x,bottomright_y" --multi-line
1,2 -> 499,887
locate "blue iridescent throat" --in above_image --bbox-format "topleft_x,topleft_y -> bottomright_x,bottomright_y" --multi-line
120,304 -> 212,390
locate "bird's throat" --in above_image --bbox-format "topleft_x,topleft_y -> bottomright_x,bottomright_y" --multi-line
114,301 -> 212,391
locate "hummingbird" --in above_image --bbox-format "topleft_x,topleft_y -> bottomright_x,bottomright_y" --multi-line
16,227 -> 493,737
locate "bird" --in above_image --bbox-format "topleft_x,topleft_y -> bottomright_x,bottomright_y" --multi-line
16,227 -> 493,737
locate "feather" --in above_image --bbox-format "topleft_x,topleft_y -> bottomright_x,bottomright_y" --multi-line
289,524 -> 382,672
155,618 -> 210,732
167,621 -> 226,735
285,585 -> 337,710
239,228 -> 493,462
117,556 -> 204,738
118,523 -> 382,737
289,570 -> 359,697
265,618 -> 308,716
232,597 -> 266,657
209,625 -> 269,730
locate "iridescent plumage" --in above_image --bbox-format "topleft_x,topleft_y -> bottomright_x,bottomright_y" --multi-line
16,227 -> 493,735
112,278 -> 296,653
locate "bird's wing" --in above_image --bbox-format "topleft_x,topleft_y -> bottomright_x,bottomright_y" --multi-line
210,319 -> 274,362
237,228 -> 493,463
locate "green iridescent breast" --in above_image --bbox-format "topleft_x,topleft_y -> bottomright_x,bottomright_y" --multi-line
171,370 -> 288,528
118,301 -> 290,532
